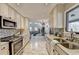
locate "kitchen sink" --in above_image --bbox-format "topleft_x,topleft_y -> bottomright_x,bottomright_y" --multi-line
60,42 -> 79,49
53,38 -> 79,49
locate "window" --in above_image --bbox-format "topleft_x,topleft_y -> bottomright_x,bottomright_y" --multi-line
35,27 -> 38,31
30,27 -> 32,31
66,5 -> 79,33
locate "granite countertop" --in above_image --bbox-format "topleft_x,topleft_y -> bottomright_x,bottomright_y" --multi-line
46,34 -> 79,55
0,35 -> 22,42
0,42 -> 9,46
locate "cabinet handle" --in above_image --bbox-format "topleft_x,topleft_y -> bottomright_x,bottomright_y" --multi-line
1,47 -> 5,50
53,50 -> 54,52
9,17 -> 11,19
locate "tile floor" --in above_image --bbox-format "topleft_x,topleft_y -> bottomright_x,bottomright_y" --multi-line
23,36 -> 48,55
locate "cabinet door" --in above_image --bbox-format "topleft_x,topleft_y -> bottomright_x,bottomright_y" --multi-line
50,42 -> 54,55
8,7 -> 16,21
53,7 -> 58,28
46,38 -> 51,54
53,49 -> 59,55
16,13 -> 21,29
55,45 -> 67,55
57,4 -> 64,28
0,4 -> 9,17
52,4 -> 64,28
23,34 -> 29,47
46,38 -> 48,51
0,43 -> 9,55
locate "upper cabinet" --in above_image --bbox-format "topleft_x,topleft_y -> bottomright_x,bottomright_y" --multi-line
0,4 -> 25,29
53,7 -> 58,28
0,4 -> 16,22
8,7 -> 16,21
57,4 -> 64,28
51,4 -> 64,28
0,4 -> 9,17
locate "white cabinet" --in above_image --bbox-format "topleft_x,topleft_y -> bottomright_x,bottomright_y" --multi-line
0,4 -> 24,29
23,34 -> 29,47
53,7 -> 58,28
46,41 -> 50,54
8,7 -> 16,21
46,38 -> 53,55
0,4 -> 16,22
0,4 -> 9,17
53,49 -> 59,55
57,4 -> 64,28
16,13 -> 21,29
52,4 -> 64,28
53,45 -> 68,55
0,42 -> 9,55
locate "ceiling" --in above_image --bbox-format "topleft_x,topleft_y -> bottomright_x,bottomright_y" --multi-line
8,3 -> 57,20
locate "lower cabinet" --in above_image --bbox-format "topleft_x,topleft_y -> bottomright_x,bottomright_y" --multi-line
46,38 -> 53,55
50,44 -> 54,55
53,49 -> 59,55
23,34 -> 29,47
46,41 -> 50,54
53,45 -> 68,55
0,42 -> 9,55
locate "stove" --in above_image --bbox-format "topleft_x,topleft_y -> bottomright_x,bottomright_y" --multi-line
0,36 -> 23,55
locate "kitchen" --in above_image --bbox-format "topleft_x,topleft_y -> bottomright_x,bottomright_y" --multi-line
0,3 -> 79,55
0,3 -> 30,55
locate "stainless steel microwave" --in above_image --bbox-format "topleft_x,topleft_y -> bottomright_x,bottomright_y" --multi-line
0,16 -> 17,29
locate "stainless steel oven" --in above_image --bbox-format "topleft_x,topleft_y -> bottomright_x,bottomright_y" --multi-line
9,37 -> 23,55
0,16 -> 16,29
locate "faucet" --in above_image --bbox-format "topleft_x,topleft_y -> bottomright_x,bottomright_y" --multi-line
70,29 -> 76,42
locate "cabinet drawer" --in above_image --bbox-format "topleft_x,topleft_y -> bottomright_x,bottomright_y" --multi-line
0,49 -> 9,55
0,43 -> 9,55
53,49 -> 59,55
1,44 -> 9,50
50,46 -> 54,55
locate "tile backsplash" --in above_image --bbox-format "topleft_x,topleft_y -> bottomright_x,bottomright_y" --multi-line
50,28 -> 63,34
0,29 -> 17,38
